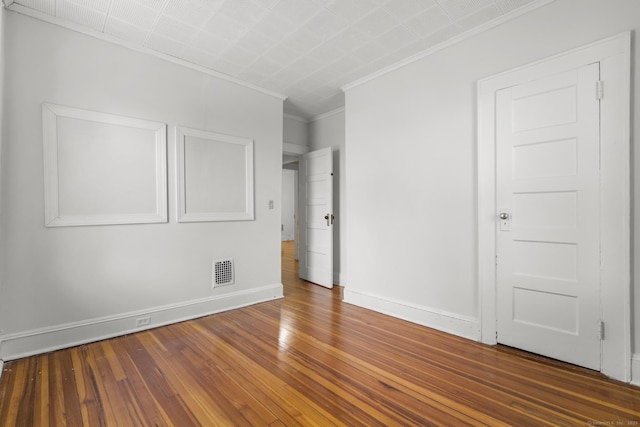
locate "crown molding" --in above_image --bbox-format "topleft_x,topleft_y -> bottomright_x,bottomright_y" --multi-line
342,0 -> 557,92
283,113 -> 309,123
6,4 -> 287,101
311,107 -> 345,122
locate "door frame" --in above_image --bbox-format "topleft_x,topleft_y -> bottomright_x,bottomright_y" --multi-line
283,142 -> 309,261
477,32 -> 631,381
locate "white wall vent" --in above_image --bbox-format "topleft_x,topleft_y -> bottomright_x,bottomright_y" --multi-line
212,258 -> 234,288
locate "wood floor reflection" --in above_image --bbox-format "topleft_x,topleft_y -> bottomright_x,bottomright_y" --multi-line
1,240 -> 639,425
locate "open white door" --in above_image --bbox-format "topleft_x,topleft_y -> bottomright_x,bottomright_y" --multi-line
299,147 -> 333,288
496,63 -> 601,370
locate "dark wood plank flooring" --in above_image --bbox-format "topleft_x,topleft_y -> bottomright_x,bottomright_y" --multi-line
1,240 -> 639,425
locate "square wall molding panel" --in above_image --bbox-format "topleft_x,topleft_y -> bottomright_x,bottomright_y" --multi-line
175,126 -> 254,222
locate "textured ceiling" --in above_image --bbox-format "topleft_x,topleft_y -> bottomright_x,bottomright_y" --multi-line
8,0 -> 549,119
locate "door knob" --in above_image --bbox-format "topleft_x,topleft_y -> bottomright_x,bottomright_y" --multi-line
499,212 -> 509,220
324,214 -> 334,226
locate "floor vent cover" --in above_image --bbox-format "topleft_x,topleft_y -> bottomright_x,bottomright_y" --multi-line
213,258 -> 234,287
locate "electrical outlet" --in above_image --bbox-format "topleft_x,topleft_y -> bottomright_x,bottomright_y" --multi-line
135,316 -> 151,327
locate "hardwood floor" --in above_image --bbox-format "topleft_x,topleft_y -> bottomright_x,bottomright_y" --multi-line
1,240 -> 639,426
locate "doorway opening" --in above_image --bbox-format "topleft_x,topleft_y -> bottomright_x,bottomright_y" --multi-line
282,159 -> 299,261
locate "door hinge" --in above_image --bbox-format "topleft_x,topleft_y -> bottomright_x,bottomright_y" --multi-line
596,80 -> 604,100
598,320 -> 605,340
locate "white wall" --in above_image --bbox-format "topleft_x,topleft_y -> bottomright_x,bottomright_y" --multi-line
309,108 -> 345,285
345,0 -> 639,344
0,13 -> 284,359
283,114 -> 309,150
281,169 -> 296,241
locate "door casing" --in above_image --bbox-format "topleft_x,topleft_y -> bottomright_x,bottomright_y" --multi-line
477,32 -> 631,381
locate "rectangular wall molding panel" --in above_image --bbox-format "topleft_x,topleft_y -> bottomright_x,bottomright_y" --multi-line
42,103 -> 168,227
176,127 -> 254,222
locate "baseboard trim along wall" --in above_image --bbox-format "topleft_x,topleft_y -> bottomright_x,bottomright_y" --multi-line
631,354 -> 640,386
343,288 -> 480,341
0,284 -> 283,361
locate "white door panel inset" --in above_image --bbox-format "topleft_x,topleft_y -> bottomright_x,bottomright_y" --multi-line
308,180 -> 328,204
512,241 -> 577,281
513,139 -> 577,180
513,192 -> 577,228
513,288 -> 578,334
496,63 -> 601,370
512,86 -> 578,131
510,274 -> 577,294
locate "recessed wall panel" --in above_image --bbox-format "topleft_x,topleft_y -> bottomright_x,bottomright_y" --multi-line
184,135 -> 247,213
57,117 -> 159,216
176,127 -> 254,222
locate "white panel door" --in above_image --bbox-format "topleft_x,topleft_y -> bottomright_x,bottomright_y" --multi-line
496,63 -> 601,370
299,147 -> 333,288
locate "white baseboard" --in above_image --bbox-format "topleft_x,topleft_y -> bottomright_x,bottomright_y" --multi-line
0,283 -> 283,361
631,354 -> 640,386
343,288 -> 480,341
